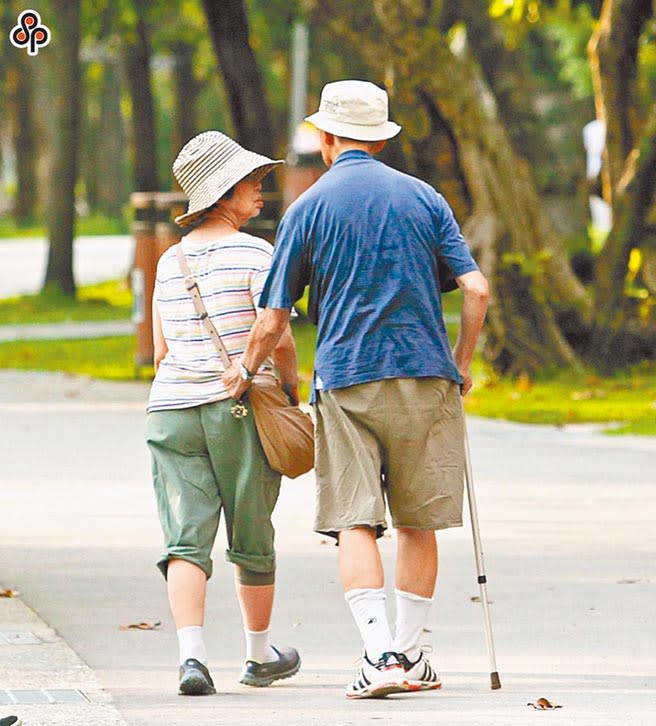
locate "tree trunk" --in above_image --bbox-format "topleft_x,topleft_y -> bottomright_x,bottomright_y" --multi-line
96,57 -> 126,215
2,0 -> 38,225
201,0 -> 277,161
171,41 -> 199,154
588,0 -> 652,204
123,0 -> 159,192
588,0 -> 656,367
43,0 -> 82,296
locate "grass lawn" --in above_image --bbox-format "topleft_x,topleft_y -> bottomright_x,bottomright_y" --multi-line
0,280 -> 132,325
0,213 -> 129,239
0,336 -> 152,381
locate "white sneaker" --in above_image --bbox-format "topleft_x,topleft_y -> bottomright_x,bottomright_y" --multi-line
345,651 -> 408,699
398,652 -> 442,691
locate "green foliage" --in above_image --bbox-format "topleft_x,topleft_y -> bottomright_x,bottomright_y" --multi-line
0,336 -> 150,380
541,1 -> 595,100
0,213 -> 129,237
465,360 -> 656,434
0,279 -> 131,324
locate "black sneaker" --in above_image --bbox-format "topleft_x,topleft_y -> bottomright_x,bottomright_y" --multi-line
0,717 -> 21,726
178,658 -> 216,695
239,645 -> 301,687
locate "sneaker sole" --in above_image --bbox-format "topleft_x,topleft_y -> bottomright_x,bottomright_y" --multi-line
346,680 -> 408,699
239,658 -> 302,687
179,673 -> 216,696
403,679 -> 442,692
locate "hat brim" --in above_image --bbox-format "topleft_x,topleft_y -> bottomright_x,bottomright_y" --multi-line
175,156 -> 284,227
304,111 -> 402,142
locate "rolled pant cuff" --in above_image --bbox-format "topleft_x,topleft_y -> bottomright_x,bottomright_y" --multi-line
225,548 -> 276,575
157,553 -> 213,580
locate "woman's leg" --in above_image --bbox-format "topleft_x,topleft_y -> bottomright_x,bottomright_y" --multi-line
235,577 -> 278,664
168,558 -> 207,628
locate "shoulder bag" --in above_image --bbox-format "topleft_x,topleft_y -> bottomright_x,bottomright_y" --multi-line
175,244 -> 314,479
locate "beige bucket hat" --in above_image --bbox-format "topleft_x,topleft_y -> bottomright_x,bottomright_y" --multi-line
172,131 -> 283,227
305,80 -> 402,142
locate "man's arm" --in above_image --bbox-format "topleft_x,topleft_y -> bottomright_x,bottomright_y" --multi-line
270,323 -> 300,405
222,307 -> 291,400
453,270 -> 489,395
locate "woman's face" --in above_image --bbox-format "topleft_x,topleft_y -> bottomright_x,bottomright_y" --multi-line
220,175 -> 264,225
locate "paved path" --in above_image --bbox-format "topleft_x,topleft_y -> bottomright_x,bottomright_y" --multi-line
1,371 -> 655,725
0,320 -> 134,342
0,236 -> 133,298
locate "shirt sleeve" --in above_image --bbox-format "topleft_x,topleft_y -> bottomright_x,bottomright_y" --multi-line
433,193 -> 479,278
259,207 -> 309,309
250,247 -> 273,311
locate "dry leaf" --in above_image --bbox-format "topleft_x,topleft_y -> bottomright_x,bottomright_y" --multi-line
0,589 -> 20,598
119,620 -> 162,631
527,697 -> 563,710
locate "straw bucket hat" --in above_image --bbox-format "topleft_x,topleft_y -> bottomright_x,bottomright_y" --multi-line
305,80 -> 402,142
172,131 -> 283,227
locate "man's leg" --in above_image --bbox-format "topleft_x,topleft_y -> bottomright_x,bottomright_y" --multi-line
339,526 -> 407,698
340,528 -> 390,661
393,528 -> 441,689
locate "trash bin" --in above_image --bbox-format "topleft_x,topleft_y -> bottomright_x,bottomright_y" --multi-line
283,121 -> 324,211
154,192 -> 188,259
130,192 -> 157,368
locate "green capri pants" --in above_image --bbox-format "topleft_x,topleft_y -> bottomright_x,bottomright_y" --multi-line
146,398 -> 281,585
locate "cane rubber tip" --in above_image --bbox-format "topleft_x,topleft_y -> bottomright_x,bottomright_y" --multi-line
490,671 -> 502,690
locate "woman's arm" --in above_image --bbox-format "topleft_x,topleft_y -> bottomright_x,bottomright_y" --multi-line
152,296 -> 168,371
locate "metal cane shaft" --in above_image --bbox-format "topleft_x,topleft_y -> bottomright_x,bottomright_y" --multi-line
463,414 -> 501,690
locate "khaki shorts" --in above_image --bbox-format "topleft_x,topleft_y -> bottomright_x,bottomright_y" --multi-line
314,377 -> 464,538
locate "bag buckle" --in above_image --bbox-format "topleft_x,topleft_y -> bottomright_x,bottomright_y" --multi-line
230,401 -> 248,419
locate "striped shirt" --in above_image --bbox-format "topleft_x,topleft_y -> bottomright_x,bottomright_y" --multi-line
147,232 -> 276,412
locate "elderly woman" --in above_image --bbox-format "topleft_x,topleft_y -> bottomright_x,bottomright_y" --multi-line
146,131 -> 301,695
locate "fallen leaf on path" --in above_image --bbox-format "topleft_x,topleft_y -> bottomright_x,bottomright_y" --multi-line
527,697 -> 563,710
0,589 -> 20,598
119,620 -> 162,631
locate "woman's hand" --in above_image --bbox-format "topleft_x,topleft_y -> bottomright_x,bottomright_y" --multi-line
222,361 -> 251,400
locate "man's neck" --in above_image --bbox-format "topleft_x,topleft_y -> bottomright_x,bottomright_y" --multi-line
333,139 -> 373,159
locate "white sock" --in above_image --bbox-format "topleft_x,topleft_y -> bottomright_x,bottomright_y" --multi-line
345,587 -> 393,662
245,628 -> 278,663
393,589 -> 433,663
177,625 -> 207,666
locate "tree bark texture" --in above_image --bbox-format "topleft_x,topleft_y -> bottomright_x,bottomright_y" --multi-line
588,0 -> 652,204
201,0 -> 277,162
123,0 -> 159,192
6,50 -> 38,224
171,41 -> 200,154
43,0 -> 82,296
588,0 -> 656,366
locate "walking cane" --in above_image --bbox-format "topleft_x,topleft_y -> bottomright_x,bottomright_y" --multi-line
462,403 -> 502,690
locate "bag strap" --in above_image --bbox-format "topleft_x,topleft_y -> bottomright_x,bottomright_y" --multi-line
175,243 -> 232,370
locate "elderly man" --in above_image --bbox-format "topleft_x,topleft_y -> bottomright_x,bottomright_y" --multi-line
224,79 -> 489,699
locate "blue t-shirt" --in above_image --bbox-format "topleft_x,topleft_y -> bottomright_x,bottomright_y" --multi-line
260,150 -> 479,398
